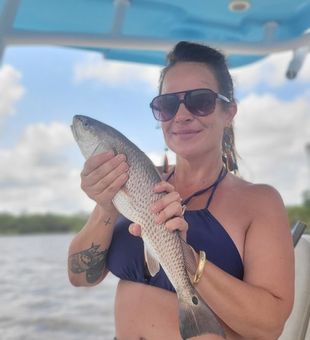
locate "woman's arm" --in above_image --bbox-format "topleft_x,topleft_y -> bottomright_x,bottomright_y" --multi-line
129,181 -> 294,339
67,151 -> 129,287
195,185 -> 294,339
67,204 -> 118,287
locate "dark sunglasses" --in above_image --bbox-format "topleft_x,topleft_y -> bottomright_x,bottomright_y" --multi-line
150,88 -> 231,122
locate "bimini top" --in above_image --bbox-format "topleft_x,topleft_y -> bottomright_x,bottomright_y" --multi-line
0,0 -> 310,78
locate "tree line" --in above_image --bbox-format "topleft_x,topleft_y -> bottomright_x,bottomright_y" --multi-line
0,205 -> 309,235
0,212 -> 87,234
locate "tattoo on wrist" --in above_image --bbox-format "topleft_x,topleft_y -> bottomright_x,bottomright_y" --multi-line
104,217 -> 112,226
69,243 -> 108,283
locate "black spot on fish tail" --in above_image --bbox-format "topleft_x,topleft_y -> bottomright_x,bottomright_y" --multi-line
178,289 -> 226,339
192,295 -> 199,305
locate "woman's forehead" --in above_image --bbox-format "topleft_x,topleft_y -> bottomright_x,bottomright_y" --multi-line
162,62 -> 219,93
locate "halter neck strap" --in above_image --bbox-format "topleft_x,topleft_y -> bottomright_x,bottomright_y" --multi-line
167,166 -> 227,206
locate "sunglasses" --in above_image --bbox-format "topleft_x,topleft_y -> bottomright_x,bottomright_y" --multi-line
150,88 -> 231,122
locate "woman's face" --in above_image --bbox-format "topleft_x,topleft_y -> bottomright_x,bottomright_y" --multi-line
160,62 -> 236,160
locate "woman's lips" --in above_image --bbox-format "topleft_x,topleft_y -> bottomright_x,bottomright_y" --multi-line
171,129 -> 202,139
172,129 -> 201,135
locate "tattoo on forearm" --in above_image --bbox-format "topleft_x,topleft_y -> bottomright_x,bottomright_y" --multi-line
69,243 -> 108,283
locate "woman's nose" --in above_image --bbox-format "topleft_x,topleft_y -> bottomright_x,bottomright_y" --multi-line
174,101 -> 193,121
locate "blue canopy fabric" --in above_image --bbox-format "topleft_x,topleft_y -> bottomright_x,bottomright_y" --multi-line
0,0 -> 310,77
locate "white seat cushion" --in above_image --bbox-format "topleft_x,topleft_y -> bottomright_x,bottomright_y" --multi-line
279,235 -> 310,340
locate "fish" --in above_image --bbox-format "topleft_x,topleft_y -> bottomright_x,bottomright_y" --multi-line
71,114 -> 225,339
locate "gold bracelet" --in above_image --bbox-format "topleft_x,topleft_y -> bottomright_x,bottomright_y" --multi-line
193,250 -> 207,285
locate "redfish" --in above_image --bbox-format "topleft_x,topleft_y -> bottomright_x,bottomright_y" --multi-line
71,115 -> 225,339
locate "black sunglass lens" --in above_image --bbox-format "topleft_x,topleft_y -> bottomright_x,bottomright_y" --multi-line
151,95 -> 179,121
186,90 -> 216,116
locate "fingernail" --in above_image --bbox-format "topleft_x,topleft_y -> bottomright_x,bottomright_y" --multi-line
121,173 -> 128,180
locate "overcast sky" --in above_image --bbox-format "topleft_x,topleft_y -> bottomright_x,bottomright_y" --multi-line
0,46 -> 309,215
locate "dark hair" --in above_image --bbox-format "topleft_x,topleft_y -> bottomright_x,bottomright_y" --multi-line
159,41 -> 234,103
159,41 -> 238,172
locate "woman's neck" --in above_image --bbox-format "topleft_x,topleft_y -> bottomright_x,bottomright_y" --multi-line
170,154 -> 224,196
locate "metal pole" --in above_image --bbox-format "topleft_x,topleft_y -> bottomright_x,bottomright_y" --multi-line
0,0 -> 21,64
111,0 -> 130,36
286,47 -> 309,79
291,221 -> 307,247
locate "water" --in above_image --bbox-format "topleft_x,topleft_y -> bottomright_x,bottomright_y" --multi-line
0,233 -> 118,340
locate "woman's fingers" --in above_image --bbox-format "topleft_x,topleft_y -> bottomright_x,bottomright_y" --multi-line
153,181 -> 176,194
81,153 -> 127,187
95,171 -> 129,204
128,223 -> 142,237
151,180 -> 188,239
91,160 -> 129,195
153,199 -> 184,224
165,216 -> 188,241
80,151 -> 129,207
129,217 -> 188,241
81,150 -> 114,177
151,182 -> 183,224
151,188 -> 181,210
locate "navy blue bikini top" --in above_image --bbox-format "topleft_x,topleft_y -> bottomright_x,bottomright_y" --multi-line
107,167 -> 244,292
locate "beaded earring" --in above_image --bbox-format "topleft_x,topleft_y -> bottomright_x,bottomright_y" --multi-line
162,146 -> 169,174
222,126 -> 238,173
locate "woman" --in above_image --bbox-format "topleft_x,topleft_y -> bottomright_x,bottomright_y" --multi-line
68,41 -> 294,339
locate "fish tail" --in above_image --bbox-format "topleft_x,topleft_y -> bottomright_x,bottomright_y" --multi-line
177,288 -> 225,339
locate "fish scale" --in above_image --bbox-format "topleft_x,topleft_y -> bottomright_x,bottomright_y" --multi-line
71,114 -> 225,339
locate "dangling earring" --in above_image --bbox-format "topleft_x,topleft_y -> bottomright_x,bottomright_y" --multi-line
222,126 -> 238,174
162,146 -> 169,175
155,122 -> 169,174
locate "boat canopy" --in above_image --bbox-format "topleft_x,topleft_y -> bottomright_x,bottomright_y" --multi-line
0,0 -> 310,78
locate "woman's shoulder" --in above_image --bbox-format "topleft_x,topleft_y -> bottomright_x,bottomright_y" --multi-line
230,172 -> 282,197
228,173 -> 286,214
226,175 -> 291,251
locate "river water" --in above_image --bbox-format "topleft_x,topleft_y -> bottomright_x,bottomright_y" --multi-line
0,233 -> 118,340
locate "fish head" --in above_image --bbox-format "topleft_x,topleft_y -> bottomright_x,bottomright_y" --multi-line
71,115 -> 116,159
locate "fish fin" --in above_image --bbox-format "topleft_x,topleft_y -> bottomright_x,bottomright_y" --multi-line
179,236 -> 197,277
144,245 -> 160,277
178,288 -> 226,339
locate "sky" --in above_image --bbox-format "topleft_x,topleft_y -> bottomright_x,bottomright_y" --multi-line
0,45 -> 310,215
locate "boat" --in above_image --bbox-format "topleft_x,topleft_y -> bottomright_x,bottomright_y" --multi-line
0,1 -> 309,338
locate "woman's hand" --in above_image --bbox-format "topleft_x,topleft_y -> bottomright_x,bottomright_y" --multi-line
80,151 -> 129,213
129,181 -> 188,240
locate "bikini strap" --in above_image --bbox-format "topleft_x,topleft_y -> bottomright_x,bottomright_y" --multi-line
181,166 -> 227,206
165,170 -> 175,181
205,167 -> 227,208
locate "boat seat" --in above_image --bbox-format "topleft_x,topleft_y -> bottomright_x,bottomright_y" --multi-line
279,234 -> 310,340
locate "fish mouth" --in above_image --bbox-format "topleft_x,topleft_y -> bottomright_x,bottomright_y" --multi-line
71,115 -> 84,141
70,123 -> 78,142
